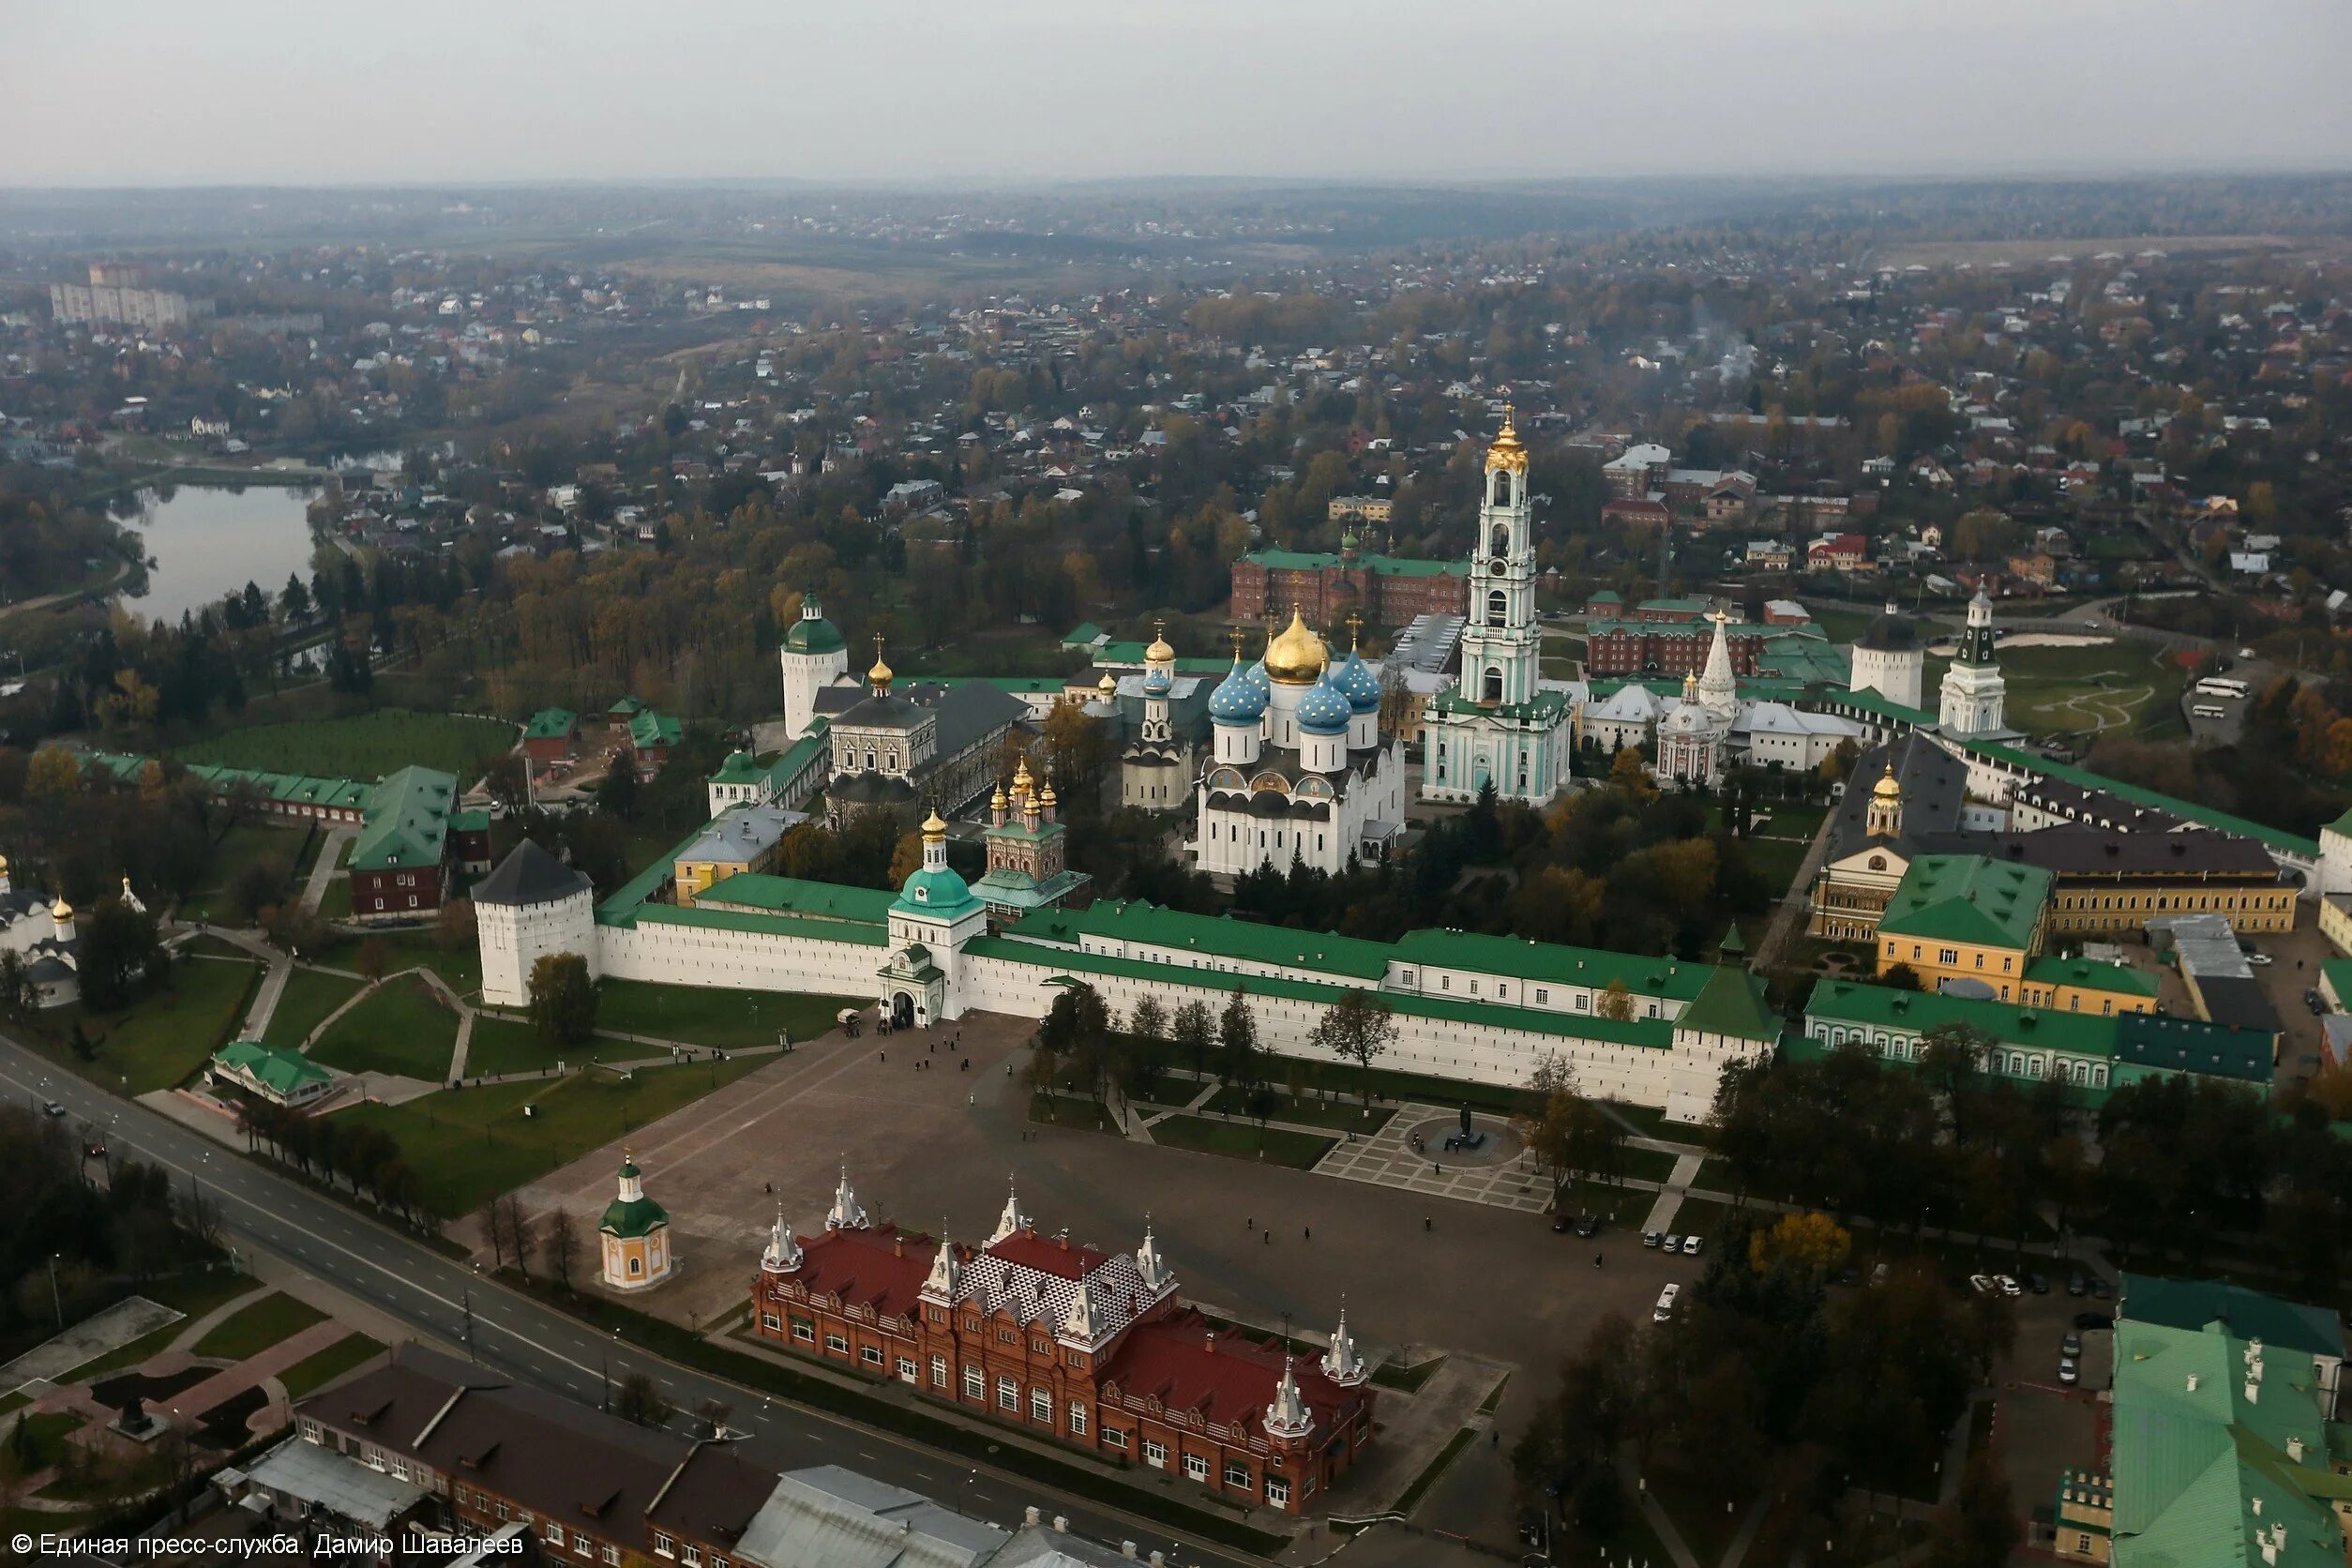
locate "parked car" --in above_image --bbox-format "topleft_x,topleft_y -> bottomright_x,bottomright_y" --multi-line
1681,1235 -> 1703,1257
1664,1234 -> 1682,1253
2075,1312 -> 2116,1331
1574,1214 -> 1603,1239
1968,1274 -> 1998,1295
1995,1274 -> 2023,1297
1869,1262 -> 1890,1288
2026,1271 -> 2050,1294
2307,990 -> 2328,1015
2088,1275 -> 2113,1301
2247,951 -> 2273,967
1642,1231 -> 1665,1249
2058,1357 -> 2079,1387
1653,1284 -> 1680,1323
2067,1271 -> 2088,1297
2061,1331 -> 2083,1358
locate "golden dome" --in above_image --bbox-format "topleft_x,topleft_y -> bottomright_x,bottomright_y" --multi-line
1264,606 -> 1329,686
1872,762 -> 1903,802
991,783 -> 1009,811
51,895 -> 73,921
1486,403 -> 1529,475
1040,777 -> 1058,807
867,633 -> 893,690
921,808 -> 947,838
0,852 -> 8,874
1145,620 -> 1175,663
1013,755 -> 1033,790
1097,671 -> 1118,698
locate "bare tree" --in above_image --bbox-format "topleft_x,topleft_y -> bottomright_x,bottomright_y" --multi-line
540,1209 -> 581,1292
497,1195 -> 536,1279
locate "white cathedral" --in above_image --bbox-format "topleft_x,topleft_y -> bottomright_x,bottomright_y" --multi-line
1419,410 -> 1577,806
1192,611 -> 1407,878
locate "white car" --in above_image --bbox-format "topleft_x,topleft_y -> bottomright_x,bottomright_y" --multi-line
2058,1357 -> 2079,1387
1968,1274 -> 1997,1295
1997,1274 -> 2023,1297
2246,952 -> 2273,967
1653,1284 -> 1680,1323
1681,1235 -> 1703,1257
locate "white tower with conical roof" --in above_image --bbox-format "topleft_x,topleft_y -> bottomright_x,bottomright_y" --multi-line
779,592 -> 848,739
1938,590 -> 2008,736
825,1165 -> 869,1230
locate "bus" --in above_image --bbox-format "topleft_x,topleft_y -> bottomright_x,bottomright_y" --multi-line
2190,704 -> 2228,720
2194,678 -> 2250,701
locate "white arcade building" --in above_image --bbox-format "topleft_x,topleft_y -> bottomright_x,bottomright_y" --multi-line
1192,612 -> 1406,877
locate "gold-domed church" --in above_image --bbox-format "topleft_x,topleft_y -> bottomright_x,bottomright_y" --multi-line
1192,606 -> 1405,878
1420,409 -> 1576,806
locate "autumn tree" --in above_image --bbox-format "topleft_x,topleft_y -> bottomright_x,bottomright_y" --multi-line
1217,986 -> 1261,1093
1310,988 -> 1396,1108
1748,1211 -> 1852,1276
1595,978 -> 1635,1022
528,952 -> 599,1048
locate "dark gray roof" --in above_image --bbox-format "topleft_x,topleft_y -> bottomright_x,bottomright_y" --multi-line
471,838 -> 591,908
1926,827 -> 2281,879
1825,732 -> 1966,862
1856,606 -> 1921,652
2185,974 -> 2281,1035
918,681 -> 1028,761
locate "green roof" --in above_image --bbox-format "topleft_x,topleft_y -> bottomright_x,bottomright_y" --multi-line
784,610 -> 845,655
1963,737 -> 2320,859
688,874 -> 893,927
2321,959 -> 2352,1008
524,707 -> 579,740
708,750 -> 765,786
965,935 -> 1675,1051
1676,965 -> 1780,1042
1877,854 -> 2052,951
601,1193 -> 669,1240
1061,622 -> 1108,647
2120,1274 -> 2345,1359
2114,1014 -> 2274,1083
1243,549 -> 1470,579
348,766 -> 460,873
1802,978 -> 2118,1059
1390,927 -> 1718,1004
450,807 -> 491,834
2027,955 -> 2162,999
211,1039 -> 332,1096
627,710 -> 684,750
1003,899 -> 1394,982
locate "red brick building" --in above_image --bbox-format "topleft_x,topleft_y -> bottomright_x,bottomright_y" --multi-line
1599,496 -> 1670,534
749,1177 -> 1374,1515
1229,548 -> 1467,630
1583,619 -> 1766,678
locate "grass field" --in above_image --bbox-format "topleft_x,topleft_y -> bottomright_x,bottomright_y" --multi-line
593,979 -> 857,1050
0,1411 -> 86,1481
45,955 -> 260,1093
337,1056 -> 770,1215
191,1291 -> 326,1360
311,931 -> 479,998
463,1016 -> 638,1078
59,1272 -> 263,1382
1148,1114 -> 1334,1169
1202,1085 -> 1395,1133
1920,641 -> 2191,742
279,1333 -> 384,1397
180,824 -> 308,923
308,977 -> 459,1081
261,969 -> 367,1048
173,708 -> 516,781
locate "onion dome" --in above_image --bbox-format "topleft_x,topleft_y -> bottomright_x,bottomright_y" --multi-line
1332,648 -> 1382,712
1486,403 -> 1529,474
1244,657 -> 1271,692
991,782 -> 1009,813
921,807 -> 948,838
1040,780 -> 1058,808
1264,607 -> 1329,685
1141,663 -> 1172,696
1209,657 -> 1269,723
1298,672 -> 1353,736
1097,671 -> 1118,700
1144,622 -> 1175,663
1872,761 -> 1904,803
867,632 -> 894,691
50,895 -> 72,922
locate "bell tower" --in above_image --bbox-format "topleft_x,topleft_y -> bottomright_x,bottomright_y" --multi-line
1458,406 -> 1539,708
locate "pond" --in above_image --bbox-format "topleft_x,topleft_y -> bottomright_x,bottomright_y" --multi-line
115,483 -> 331,626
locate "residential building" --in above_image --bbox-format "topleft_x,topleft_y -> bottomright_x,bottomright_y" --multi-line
1874,853 -> 2053,997
1229,543 -> 1469,630
674,803 -> 803,904
207,1039 -> 336,1109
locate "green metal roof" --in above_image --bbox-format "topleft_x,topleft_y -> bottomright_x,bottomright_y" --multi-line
524,707 -> 579,740
784,611 -> 845,655
347,766 -> 460,873
212,1039 -> 332,1096
1004,899 -> 1393,981
1389,928 -> 1718,1003
600,1193 -> 670,1240
1803,977 -> 2118,1059
687,874 -> 893,927
2028,955 -> 2162,999
1242,549 -> 1470,579
2113,1014 -> 2274,1085
1675,966 -> 1780,1042
1963,737 -> 2320,859
627,710 -> 684,750
708,750 -> 764,786
1877,853 -> 2052,951
2118,1275 -> 2344,1359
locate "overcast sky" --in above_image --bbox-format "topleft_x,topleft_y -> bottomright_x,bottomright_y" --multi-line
8,0 -> 2349,187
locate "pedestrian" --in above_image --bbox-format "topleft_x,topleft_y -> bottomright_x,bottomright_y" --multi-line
1263,1230 -> 1271,1245
1424,1216 -> 1432,1231
1246,1216 -> 1254,1229
1304,1226 -> 1310,1241
764,1181 -> 772,1196
881,1051 -> 885,1063
969,1093 -> 974,1107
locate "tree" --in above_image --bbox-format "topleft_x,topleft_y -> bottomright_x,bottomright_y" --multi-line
886,831 -> 924,887
1513,1055 -> 1583,1201
0,951 -> 34,1022
1747,1211 -> 1852,1276
1925,1447 -> 2017,1568
435,897 -> 478,953
1127,995 -> 1168,1048
496,1195 -> 535,1279
528,953 -> 598,1048
595,761 -> 640,822
1607,745 -> 1654,799
25,746 -> 82,798
356,937 -> 391,982
1311,988 -> 1396,1108
540,1208 -> 582,1292
77,897 -> 164,1011
613,1372 -> 673,1427
1171,999 -> 1214,1082
1595,978 -> 1635,1022
1217,986 -> 1260,1092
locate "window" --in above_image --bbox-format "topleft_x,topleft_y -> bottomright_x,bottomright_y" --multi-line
999,1376 -> 1019,1410
1534,988 -> 1547,1004
964,1365 -> 984,1399
824,1332 -> 848,1353
861,1344 -> 884,1365
1184,1454 -> 1210,1482
791,1318 -> 815,1343
547,1526 -> 565,1548
1102,1427 -> 1127,1450
681,1548 -> 702,1568
1069,1403 -> 1088,1436
602,1550 -> 619,1567
897,1356 -> 917,1383
1143,1439 -> 1168,1468
931,1355 -> 948,1388
997,1328 -> 1018,1345
1226,1461 -> 1252,1489
1032,1337 -> 1049,1355
577,1538 -> 594,1559
1032,1388 -> 1052,1423
1266,1477 -> 1291,1506
654,1535 -> 675,1560
761,1312 -> 780,1332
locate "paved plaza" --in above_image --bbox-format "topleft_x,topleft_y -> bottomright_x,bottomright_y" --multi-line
1314,1106 -> 1552,1214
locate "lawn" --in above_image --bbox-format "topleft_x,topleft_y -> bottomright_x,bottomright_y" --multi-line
191,1291 -> 326,1360
65,1274 -> 264,1381
278,1332 -> 383,1396
180,823 -> 307,923
591,978 -> 857,1050
1248,1057 -> 1539,1119
172,708 -> 517,782
336,1056 -> 770,1215
307,976 -> 460,1081
261,969 -> 367,1048
312,930 -> 481,998
0,1410 -> 85,1481
1148,1114 -> 1334,1169
42,954 -> 260,1093
463,1016 -> 638,1078
1977,641 -> 2190,742
1202,1085 -> 1395,1134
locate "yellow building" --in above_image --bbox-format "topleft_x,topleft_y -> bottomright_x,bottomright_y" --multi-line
2051,1470 -> 2111,1562
1875,854 -> 2053,1002
597,1152 -> 674,1292
2014,957 -> 2160,1017
673,803 -> 798,905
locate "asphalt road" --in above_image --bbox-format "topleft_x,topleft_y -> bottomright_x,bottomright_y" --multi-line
0,1036 -> 1259,1568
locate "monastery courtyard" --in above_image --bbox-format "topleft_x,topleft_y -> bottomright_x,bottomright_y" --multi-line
499,1008 -> 1701,1527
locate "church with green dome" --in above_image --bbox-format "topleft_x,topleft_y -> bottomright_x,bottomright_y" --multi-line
597,1151 -> 675,1291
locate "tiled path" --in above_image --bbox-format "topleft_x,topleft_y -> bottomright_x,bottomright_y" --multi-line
1312,1104 -> 1553,1214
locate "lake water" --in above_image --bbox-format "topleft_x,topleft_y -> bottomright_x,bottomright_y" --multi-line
116,483 -> 327,626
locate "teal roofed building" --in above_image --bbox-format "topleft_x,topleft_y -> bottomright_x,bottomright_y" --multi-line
598,1152 -> 675,1292
972,762 -> 1089,927
2070,1275 -> 2352,1568
208,1039 -> 335,1109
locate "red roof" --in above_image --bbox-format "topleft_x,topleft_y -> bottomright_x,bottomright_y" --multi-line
788,1224 -> 934,1319
1098,1308 -> 1363,1431
984,1229 -> 1111,1281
